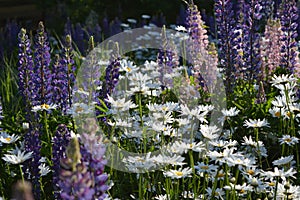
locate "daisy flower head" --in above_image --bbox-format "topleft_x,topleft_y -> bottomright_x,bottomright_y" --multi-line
66,103 -> 94,116
270,74 -> 297,86
31,103 -> 57,112
243,118 -> 269,128
0,132 -> 20,144
175,25 -> 187,32
2,150 -> 33,164
279,135 -> 299,146
221,107 -> 240,117
272,155 -> 294,166
163,167 -> 192,179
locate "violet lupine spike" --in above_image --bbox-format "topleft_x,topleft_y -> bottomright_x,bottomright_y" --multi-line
279,0 -> 300,75
97,42 -> 120,123
185,1 -> 218,91
185,1 -> 208,89
215,0 -> 239,95
52,54 -> 69,113
62,35 -> 76,110
33,21 -> 52,106
261,19 -> 283,80
23,127 -> 41,199
80,132 -> 109,199
73,23 -> 86,55
52,124 -> 71,200
157,26 -> 179,89
18,28 -> 35,109
59,137 -> 95,200
238,0 -> 263,84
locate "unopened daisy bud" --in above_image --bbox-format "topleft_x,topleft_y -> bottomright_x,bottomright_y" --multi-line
229,177 -> 236,183
267,192 -> 274,199
284,182 -> 290,190
22,122 -> 29,130
251,177 -> 259,187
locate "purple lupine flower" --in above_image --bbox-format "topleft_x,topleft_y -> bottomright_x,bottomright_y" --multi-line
185,1 -> 218,91
237,0 -> 263,83
98,42 -> 120,119
102,16 -> 110,37
151,12 -> 166,27
215,0 -> 239,94
80,131 -> 109,199
52,124 -> 71,200
53,35 -> 76,112
32,21 -> 52,106
73,23 -> 86,55
261,19 -> 283,80
23,127 -> 42,199
18,28 -> 35,109
279,0 -> 300,75
110,17 -> 122,36
157,26 -> 179,89
59,136 -> 95,200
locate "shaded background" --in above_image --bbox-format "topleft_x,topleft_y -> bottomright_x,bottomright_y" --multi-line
0,0 -> 214,29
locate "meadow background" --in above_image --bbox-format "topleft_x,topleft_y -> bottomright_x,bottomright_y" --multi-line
0,0 -> 300,199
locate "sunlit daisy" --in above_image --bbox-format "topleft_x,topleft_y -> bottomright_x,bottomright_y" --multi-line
272,155 -> 294,166
270,74 -> 297,86
31,103 -> 57,112
279,135 -> 299,146
163,167 -> 192,179
243,118 -> 269,128
2,150 -> 33,164
0,132 -> 20,144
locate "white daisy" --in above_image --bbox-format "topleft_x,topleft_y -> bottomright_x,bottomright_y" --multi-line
272,155 -> 294,166
2,150 -> 33,164
39,163 -> 51,176
243,118 -> 269,128
31,103 -> 57,112
0,132 -> 20,144
279,135 -> 299,146
163,167 -> 192,179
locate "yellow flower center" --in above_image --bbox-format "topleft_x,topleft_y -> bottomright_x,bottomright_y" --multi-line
239,189 -> 245,194
200,166 -> 209,170
284,138 -> 292,143
126,66 -> 132,72
269,182 -> 275,186
75,106 -> 84,113
217,172 -> 224,178
275,112 -> 281,117
41,104 -> 50,109
286,112 -> 291,117
5,138 -> 11,142
174,171 -> 183,176
162,106 -> 167,111
247,169 -> 255,175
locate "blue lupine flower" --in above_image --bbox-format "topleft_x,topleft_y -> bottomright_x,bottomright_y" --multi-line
52,124 -> 71,200
32,22 -> 53,106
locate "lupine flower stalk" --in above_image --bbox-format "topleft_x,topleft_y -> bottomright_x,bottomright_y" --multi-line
157,25 -> 179,89
23,127 -> 42,199
18,28 -> 35,110
185,1 -> 218,91
261,19 -> 283,80
97,42 -> 120,122
80,131 -> 109,199
59,136 -> 95,199
33,22 -> 52,106
52,124 -> 71,199
214,0 -> 239,95
279,0 -> 300,76
238,0 -> 263,84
